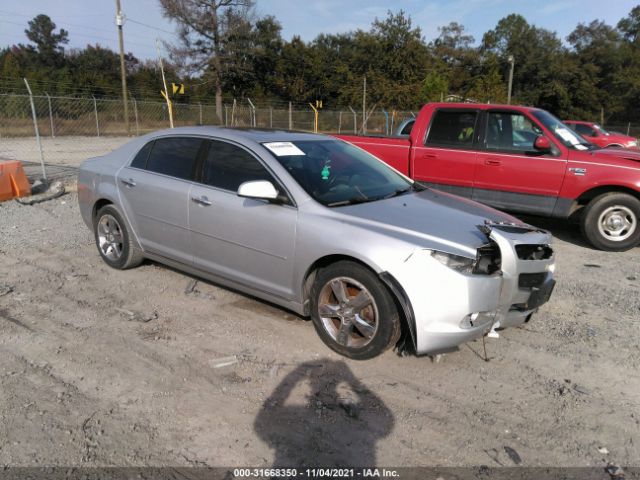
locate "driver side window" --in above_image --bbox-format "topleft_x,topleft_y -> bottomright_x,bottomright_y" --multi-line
486,112 -> 540,153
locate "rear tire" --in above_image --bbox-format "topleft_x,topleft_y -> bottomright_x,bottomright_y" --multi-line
309,261 -> 401,360
94,204 -> 144,269
580,193 -> 640,251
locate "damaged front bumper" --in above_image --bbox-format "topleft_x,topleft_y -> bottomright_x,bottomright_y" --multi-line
385,223 -> 556,355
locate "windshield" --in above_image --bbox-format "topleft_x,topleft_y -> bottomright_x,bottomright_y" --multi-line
593,124 -> 610,135
262,139 -> 417,207
532,110 -> 592,150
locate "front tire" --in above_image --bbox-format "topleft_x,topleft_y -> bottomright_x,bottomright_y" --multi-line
309,261 -> 401,360
580,193 -> 640,251
94,204 -> 144,269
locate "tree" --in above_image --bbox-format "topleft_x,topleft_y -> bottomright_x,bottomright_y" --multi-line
24,14 -> 68,66
159,0 -> 255,122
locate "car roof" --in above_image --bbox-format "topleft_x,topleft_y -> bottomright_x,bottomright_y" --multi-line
564,120 -> 593,125
147,126 -> 326,144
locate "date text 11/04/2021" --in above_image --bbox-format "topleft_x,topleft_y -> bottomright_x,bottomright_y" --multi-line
233,468 -> 400,478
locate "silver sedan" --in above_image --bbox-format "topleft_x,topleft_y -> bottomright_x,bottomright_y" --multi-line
78,127 -> 556,359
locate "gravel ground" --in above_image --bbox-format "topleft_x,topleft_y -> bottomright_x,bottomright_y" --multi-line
1,136 -> 129,166
0,187 -> 639,469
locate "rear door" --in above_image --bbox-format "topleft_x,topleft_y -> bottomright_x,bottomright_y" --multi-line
409,108 -> 480,198
473,110 -> 566,215
117,136 -> 205,264
189,139 -> 298,299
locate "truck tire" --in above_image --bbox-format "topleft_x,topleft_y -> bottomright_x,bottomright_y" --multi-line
580,193 -> 640,251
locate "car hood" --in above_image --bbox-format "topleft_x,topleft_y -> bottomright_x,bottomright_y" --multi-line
331,188 -> 527,256
589,147 -> 640,163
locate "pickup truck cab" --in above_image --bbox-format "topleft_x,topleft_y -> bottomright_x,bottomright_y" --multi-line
334,103 -> 640,251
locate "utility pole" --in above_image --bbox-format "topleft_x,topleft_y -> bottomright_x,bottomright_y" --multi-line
507,55 -> 515,105
362,76 -> 367,134
115,0 -> 130,134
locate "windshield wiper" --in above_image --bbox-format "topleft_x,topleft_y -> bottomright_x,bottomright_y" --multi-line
327,196 -> 373,207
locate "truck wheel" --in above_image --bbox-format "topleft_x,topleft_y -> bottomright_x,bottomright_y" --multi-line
94,204 -> 144,269
580,193 -> 640,251
309,261 -> 401,360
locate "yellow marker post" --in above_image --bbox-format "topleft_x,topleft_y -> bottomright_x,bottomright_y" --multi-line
309,103 -> 319,133
160,90 -> 174,128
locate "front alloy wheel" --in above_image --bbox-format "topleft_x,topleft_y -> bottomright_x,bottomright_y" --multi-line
310,261 -> 400,360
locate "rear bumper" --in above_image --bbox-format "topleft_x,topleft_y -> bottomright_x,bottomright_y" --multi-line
387,227 -> 555,355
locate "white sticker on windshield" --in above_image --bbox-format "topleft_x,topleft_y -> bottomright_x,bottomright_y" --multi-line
262,142 -> 305,156
555,128 -> 580,145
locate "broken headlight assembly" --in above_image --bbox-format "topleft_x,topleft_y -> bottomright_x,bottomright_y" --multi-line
431,242 -> 502,275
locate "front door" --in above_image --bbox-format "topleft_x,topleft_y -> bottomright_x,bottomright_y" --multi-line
473,110 -> 567,216
189,139 -> 298,300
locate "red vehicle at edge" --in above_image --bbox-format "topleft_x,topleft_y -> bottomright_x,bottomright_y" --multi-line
563,120 -> 638,150
333,103 -> 640,251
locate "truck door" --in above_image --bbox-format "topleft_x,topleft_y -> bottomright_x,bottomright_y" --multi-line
473,110 -> 567,216
410,108 -> 480,198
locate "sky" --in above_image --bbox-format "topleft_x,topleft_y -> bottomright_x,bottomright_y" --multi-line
0,0 -> 638,61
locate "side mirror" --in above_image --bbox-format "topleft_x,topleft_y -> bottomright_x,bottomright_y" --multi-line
534,135 -> 552,152
237,180 -> 279,201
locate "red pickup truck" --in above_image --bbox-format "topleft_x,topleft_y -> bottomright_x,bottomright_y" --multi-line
334,103 -> 640,251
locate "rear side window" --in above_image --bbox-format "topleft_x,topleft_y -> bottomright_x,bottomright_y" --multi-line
131,141 -> 153,169
146,137 -> 203,180
426,110 -> 478,148
202,140 -> 273,192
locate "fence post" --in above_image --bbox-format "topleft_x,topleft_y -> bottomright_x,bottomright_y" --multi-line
627,122 -> 631,136
288,102 -> 292,130
92,95 -> 100,137
348,106 -> 357,133
224,104 -> 228,126
45,92 -> 55,138
338,111 -> 342,134
382,109 -> 389,135
23,78 -> 47,181
247,98 -> 256,127
199,102 -> 203,125
132,97 -> 139,136
231,99 -> 236,126
270,107 -> 273,128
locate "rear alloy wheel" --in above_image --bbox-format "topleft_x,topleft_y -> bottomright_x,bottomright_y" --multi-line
310,261 -> 400,360
94,205 -> 144,269
581,193 -> 640,251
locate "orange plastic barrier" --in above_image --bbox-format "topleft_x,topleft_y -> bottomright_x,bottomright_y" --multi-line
0,161 -> 31,202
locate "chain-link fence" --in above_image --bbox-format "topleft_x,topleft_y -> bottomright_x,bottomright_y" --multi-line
0,91 -> 416,181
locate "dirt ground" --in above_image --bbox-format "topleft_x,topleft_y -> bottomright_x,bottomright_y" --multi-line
0,185 -> 639,469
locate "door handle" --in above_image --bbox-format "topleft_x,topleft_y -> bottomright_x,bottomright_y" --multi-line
421,153 -> 438,159
484,159 -> 502,166
120,178 -> 136,187
191,195 -> 212,206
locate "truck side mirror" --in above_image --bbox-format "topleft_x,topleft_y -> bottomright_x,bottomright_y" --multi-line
534,135 -> 552,152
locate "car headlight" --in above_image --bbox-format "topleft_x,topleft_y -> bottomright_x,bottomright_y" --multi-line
628,141 -> 638,147
431,250 -> 476,274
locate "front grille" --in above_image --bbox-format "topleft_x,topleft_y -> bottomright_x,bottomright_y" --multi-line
516,244 -> 553,260
519,272 -> 547,289
474,242 -> 501,275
